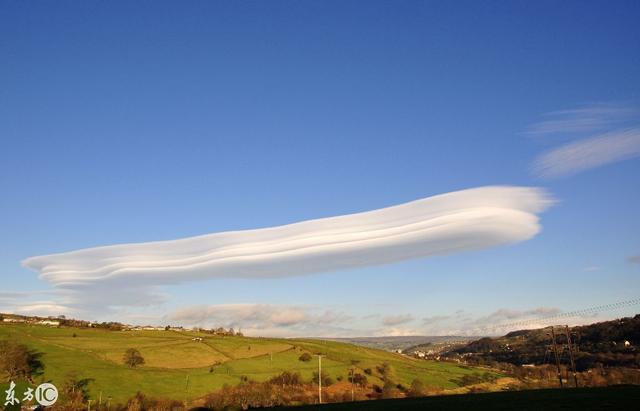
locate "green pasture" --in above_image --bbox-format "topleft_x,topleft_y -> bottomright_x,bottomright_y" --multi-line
0,324 -> 496,404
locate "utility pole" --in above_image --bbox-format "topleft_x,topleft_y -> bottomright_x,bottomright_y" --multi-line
98,391 -> 102,407
565,325 -> 579,388
185,374 -> 190,406
317,354 -> 324,404
350,367 -> 355,401
550,326 -> 563,388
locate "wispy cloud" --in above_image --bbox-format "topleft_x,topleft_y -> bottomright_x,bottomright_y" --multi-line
13,303 -> 72,316
0,291 -> 62,315
528,103 -> 640,178
421,315 -> 451,326
0,291 -> 28,304
382,314 -> 414,326
628,255 -> 640,264
533,128 -> 640,178
423,306 -> 564,336
434,305 -> 640,336
166,304 -> 355,337
524,102 -> 638,136
22,186 -> 553,314
121,301 -> 639,338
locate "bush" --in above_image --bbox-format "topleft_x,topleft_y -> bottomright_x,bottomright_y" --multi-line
299,352 -> 312,362
204,380 -> 314,409
125,392 -> 183,411
408,379 -> 425,397
377,362 -> 396,381
0,340 -> 44,380
381,380 -> 402,399
351,373 -> 368,387
268,371 -> 303,386
312,370 -> 334,386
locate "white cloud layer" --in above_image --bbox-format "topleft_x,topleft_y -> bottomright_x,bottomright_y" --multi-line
22,186 -> 552,311
533,128 -> 640,178
24,186 -> 551,286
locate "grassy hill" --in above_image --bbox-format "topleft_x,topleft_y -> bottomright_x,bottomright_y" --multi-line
0,324 -> 493,403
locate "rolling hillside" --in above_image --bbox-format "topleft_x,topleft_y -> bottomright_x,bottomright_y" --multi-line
0,324 -> 493,403
327,336 -> 477,352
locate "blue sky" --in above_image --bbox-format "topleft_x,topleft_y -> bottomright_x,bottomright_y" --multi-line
1,1 -> 639,336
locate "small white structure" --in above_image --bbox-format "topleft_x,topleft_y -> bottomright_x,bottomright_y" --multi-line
37,320 -> 60,326
192,337 -> 203,342
2,318 -> 25,323
624,340 -> 632,347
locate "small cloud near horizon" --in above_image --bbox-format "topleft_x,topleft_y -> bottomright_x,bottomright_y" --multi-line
165,303 -> 360,338
628,255 -> 640,264
382,314 -> 414,326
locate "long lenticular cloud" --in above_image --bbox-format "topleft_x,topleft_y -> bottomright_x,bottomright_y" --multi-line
23,186 -> 553,288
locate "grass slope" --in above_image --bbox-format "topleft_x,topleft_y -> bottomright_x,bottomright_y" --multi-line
0,324 -> 492,403
273,386 -> 640,411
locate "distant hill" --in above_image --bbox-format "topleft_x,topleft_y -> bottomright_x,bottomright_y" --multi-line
326,336 -> 478,352
441,314 -> 640,370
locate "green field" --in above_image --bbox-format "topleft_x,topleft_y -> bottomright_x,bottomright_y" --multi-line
274,386 -> 640,411
0,324 -> 493,403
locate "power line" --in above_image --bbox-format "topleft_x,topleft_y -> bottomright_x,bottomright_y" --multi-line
469,297 -> 640,335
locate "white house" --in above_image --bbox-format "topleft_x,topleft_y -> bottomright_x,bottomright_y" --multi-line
2,318 -> 25,323
37,320 -> 60,326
